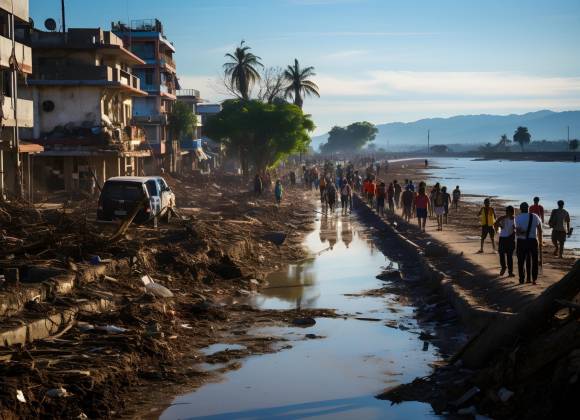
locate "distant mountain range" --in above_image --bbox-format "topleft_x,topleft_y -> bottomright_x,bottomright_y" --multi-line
312,110 -> 580,151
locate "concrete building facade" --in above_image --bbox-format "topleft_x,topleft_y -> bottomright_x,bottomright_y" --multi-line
0,0 -> 37,199
112,19 -> 180,173
21,28 -> 149,194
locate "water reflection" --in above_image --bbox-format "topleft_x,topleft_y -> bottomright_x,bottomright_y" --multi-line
255,213 -> 375,310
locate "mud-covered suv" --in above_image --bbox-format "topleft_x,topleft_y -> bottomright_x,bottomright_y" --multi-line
97,176 -> 175,222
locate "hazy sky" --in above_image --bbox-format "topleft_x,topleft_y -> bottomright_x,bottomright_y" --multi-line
31,0 -> 580,134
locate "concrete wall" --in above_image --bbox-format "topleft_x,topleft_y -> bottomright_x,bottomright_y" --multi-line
0,0 -> 28,22
33,86 -> 102,135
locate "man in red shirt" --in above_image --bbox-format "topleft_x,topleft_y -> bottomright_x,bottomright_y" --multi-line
529,196 -> 545,223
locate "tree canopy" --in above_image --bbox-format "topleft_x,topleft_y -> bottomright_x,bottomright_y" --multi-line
204,99 -> 314,175
169,101 -> 197,140
513,126 -> 531,151
569,139 -> 579,151
283,59 -> 320,109
223,41 -> 263,100
320,121 -> 378,154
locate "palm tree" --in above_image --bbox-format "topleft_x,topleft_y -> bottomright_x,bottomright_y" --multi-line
223,41 -> 263,100
513,126 -> 531,151
284,59 -> 320,109
498,134 -> 511,150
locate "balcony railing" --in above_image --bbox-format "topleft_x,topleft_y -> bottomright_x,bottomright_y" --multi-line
121,125 -> 146,142
0,35 -> 32,73
32,65 -> 141,91
160,55 -> 175,69
176,89 -> 200,98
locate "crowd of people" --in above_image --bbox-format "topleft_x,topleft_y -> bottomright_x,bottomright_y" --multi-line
253,158 -> 573,286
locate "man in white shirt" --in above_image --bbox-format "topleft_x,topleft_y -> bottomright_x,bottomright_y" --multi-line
515,202 -> 543,285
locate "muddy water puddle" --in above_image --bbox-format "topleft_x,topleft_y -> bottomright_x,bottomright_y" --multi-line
160,211 -> 440,419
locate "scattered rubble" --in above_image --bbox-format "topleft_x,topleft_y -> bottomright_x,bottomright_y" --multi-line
0,177 -> 332,418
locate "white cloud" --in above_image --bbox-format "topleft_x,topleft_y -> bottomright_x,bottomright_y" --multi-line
315,71 -> 580,98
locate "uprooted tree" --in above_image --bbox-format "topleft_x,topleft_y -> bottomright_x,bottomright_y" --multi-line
319,121 -> 378,154
204,99 -> 314,176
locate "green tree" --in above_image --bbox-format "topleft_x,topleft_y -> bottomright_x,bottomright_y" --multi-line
569,139 -> 579,151
513,126 -> 531,151
204,99 -> 314,176
284,59 -> 320,109
320,121 -> 378,154
498,134 -> 511,149
224,41 -> 263,100
169,101 -> 197,140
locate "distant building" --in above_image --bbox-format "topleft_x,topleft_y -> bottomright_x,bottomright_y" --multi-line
21,28 -> 149,194
0,0 -> 39,199
112,19 -> 180,173
175,88 -> 206,171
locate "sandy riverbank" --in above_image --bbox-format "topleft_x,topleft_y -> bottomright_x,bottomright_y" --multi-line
376,160 -> 576,305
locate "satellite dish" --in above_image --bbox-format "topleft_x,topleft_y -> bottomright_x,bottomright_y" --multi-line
29,17 -> 34,28
44,18 -> 57,31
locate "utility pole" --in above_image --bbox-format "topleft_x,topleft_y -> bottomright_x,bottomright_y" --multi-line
61,0 -> 66,33
427,129 -> 430,155
568,125 -> 570,146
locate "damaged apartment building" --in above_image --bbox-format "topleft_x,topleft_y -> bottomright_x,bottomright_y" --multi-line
19,26 -> 149,194
112,19 -> 181,173
0,0 -> 38,200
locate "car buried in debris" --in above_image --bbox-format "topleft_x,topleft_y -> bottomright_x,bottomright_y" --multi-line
97,176 -> 175,223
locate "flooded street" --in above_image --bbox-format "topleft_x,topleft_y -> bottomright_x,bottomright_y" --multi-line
161,210 -> 437,419
160,209 -> 440,419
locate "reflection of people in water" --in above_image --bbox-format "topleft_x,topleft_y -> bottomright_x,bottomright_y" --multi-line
340,218 -> 353,248
327,216 -> 337,250
319,214 -> 329,244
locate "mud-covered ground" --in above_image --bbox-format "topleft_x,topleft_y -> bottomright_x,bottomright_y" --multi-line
0,174 -> 338,419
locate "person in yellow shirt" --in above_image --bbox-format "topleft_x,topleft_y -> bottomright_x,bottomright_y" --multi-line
477,198 -> 496,253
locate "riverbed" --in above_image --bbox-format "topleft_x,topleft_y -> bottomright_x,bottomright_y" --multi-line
159,210 -> 442,419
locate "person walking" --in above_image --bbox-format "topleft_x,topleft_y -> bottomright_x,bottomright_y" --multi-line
319,175 -> 327,205
401,186 -> 415,222
548,200 -> 571,258
495,206 -> 516,277
429,184 -> 439,219
478,198 -> 496,253
529,196 -> 545,223
387,182 -> 395,213
367,178 -> 376,206
441,186 -> 451,224
452,185 -> 461,211
326,181 -> 337,213
432,184 -> 447,231
394,180 -> 402,210
515,202 -> 543,285
414,187 -> 430,232
376,182 -> 387,217
274,180 -> 284,205
254,173 -> 263,196
340,179 -> 352,215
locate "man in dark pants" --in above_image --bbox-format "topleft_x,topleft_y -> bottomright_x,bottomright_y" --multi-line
515,202 -> 543,285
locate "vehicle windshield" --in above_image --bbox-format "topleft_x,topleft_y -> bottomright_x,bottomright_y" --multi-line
102,182 -> 145,201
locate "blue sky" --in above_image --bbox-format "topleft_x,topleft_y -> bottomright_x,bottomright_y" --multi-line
31,0 -> 580,134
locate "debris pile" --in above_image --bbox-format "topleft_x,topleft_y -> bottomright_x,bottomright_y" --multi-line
380,260 -> 580,419
0,179 -> 321,418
